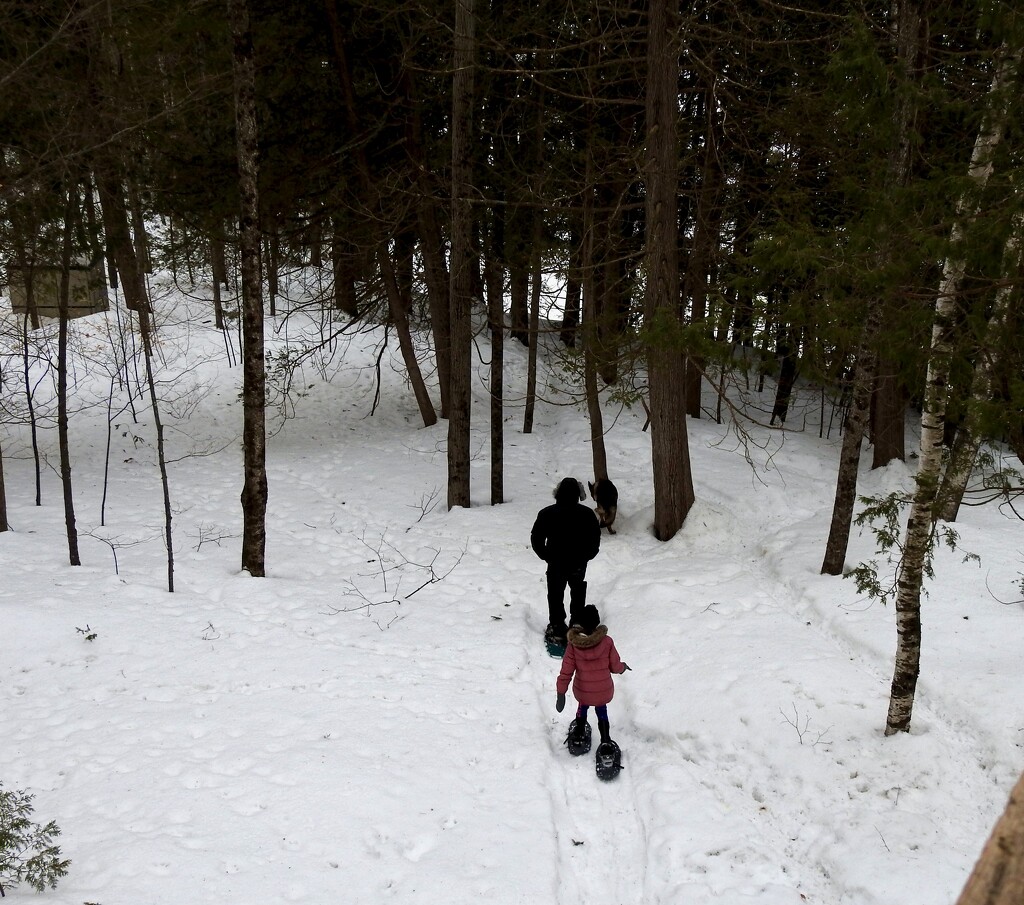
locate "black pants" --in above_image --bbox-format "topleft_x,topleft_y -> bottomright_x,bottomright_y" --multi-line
546,566 -> 587,631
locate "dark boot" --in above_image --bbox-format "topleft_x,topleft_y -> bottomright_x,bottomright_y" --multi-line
598,719 -> 611,745
566,718 -> 592,756
544,622 -> 568,645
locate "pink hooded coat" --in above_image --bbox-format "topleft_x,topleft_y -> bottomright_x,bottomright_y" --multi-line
556,625 -> 625,706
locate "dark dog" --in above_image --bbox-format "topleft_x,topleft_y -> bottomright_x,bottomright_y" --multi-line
588,478 -> 618,534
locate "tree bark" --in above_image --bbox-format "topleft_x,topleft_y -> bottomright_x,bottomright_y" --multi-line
97,168 -> 176,592
821,322 -> 879,574
138,311 -> 175,592
211,232 -> 227,330
683,83 -> 725,419
485,162 -> 506,506
886,42 -> 1019,735
938,209 -> 1023,521
523,194 -> 544,435
229,0 -> 268,577
870,360 -> 907,469
0,438 -> 8,532
770,318 -> 799,426
485,248 -> 504,505
96,167 -> 176,593
12,241 -> 43,505
447,0 -> 475,508
57,186 -> 81,566
821,0 -> 926,575
415,194 -> 452,419
645,0 -> 694,541
956,770 -> 1024,905
561,234 -> 582,348
323,0 -> 436,428
580,70 -> 608,484
330,223 -> 359,317
522,68 -> 547,436
583,237 -> 608,483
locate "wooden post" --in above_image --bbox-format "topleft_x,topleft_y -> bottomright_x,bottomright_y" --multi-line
956,771 -> 1024,905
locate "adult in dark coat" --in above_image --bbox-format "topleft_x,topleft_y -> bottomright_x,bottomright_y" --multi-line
531,477 -> 601,643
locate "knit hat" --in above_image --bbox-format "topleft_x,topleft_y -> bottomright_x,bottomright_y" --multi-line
579,604 -> 601,635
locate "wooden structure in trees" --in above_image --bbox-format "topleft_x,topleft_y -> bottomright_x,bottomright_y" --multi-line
5,261 -> 109,319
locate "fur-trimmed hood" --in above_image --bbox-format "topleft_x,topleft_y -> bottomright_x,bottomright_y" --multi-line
568,624 -> 607,649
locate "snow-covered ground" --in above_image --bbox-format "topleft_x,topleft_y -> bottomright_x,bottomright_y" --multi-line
1,274 -> 1022,904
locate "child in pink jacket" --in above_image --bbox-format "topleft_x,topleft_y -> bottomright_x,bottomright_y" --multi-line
555,604 -> 629,749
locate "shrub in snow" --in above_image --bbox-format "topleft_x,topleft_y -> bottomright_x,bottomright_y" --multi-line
0,782 -> 70,896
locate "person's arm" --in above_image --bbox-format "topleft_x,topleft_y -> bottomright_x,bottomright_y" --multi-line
530,512 -> 547,560
609,639 -> 628,674
556,646 -> 576,695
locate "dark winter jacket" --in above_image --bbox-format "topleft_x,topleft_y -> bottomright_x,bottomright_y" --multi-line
530,481 -> 601,573
556,625 -> 625,706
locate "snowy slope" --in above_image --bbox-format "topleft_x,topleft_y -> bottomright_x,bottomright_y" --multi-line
1,274 -> 1022,904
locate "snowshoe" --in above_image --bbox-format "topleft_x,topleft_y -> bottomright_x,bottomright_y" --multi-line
565,719 -> 592,756
545,638 -> 567,658
595,740 -> 622,781
544,624 -> 568,659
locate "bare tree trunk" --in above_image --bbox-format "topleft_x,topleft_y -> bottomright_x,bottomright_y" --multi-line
0,438 -> 8,532
447,0 -> 475,508
821,0 -> 925,575
486,250 -> 504,505
821,327 -> 879,574
13,243 -> 43,505
138,312 -> 175,592
683,84 -> 725,419
561,233 -> 582,347
769,318 -> 799,425
523,217 -> 543,435
508,265 -> 528,346
98,168 -> 175,592
229,0 -> 268,577
323,2 -> 436,427
485,162 -> 506,506
416,196 -> 452,419
938,209 -> 1023,521
330,223 -> 359,317
645,0 -> 693,540
581,96 -> 608,483
12,239 -> 41,331
57,185 -> 81,566
128,182 -> 150,274
265,232 -> 279,317
956,770 -> 1024,905
211,233 -> 227,330
870,360 -> 907,469
886,42 -> 1019,735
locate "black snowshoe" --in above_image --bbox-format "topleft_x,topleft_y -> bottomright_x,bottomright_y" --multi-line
565,718 -> 592,756
595,740 -> 622,781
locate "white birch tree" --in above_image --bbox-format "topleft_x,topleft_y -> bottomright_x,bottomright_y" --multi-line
885,42 -> 1021,735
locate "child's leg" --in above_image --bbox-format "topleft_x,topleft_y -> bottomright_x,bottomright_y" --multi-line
571,704 -> 590,742
595,705 -> 611,744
